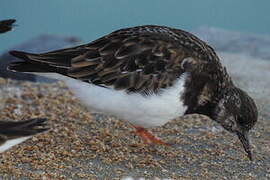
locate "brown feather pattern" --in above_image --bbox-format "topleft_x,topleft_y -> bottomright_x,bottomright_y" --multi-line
9,25 -> 232,95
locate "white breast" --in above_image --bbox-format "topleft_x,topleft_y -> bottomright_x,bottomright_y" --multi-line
0,136 -> 31,153
58,73 -> 188,127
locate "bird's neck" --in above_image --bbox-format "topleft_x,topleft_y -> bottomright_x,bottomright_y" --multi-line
182,73 -> 234,119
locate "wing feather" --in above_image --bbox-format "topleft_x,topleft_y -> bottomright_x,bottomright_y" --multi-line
65,27 -> 213,94
10,25 -> 223,95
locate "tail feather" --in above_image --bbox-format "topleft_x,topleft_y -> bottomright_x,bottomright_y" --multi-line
0,19 -> 16,26
8,61 -> 67,75
8,50 -> 69,75
9,50 -> 33,61
0,118 -> 49,137
9,50 -> 71,67
0,19 -> 16,34
0,118 -> 48,153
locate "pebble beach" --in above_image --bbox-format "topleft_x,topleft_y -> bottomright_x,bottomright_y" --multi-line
0,52 -> 269,179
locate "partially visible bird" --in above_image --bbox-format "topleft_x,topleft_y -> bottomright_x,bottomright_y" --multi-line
0,19 -> 49,153
0,118 -> 48,153
7,25 -> 258,160
0,19 -> 16,34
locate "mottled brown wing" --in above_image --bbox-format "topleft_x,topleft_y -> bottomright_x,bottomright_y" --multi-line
67,26 -> 220,94
10,26 -> 222,95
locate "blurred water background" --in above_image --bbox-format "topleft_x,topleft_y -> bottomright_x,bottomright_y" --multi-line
0,0 -> 269,53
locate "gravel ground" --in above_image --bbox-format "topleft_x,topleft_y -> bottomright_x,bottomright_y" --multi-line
0,52 -> 269,179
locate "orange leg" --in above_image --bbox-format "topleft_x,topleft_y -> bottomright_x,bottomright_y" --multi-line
132,125 -> 170,146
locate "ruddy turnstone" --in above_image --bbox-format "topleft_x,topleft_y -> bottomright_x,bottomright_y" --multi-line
0,19 -> 16,34
8,25 -> 258,160
0,118 -> 48,153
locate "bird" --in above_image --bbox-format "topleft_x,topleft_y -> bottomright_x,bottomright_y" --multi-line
7,25 -> 258,160
0,22 -> 49,153
0,19 -> 16,34
0,118 -> 48,153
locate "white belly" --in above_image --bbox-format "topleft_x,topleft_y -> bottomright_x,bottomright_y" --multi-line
54,73 -> 187,127
0,136 -> 30,153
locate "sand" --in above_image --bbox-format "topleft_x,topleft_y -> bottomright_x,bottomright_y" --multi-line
0,52 -> 269,179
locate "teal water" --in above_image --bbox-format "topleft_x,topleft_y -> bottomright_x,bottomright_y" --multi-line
0,0 -> 269,51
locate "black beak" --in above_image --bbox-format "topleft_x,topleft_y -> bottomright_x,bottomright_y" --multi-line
237,131 -> 252,161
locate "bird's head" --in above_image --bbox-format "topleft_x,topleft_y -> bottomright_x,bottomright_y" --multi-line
213,87 -> 258,160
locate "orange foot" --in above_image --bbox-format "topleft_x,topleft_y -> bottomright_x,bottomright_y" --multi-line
132,125 -> 170,146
